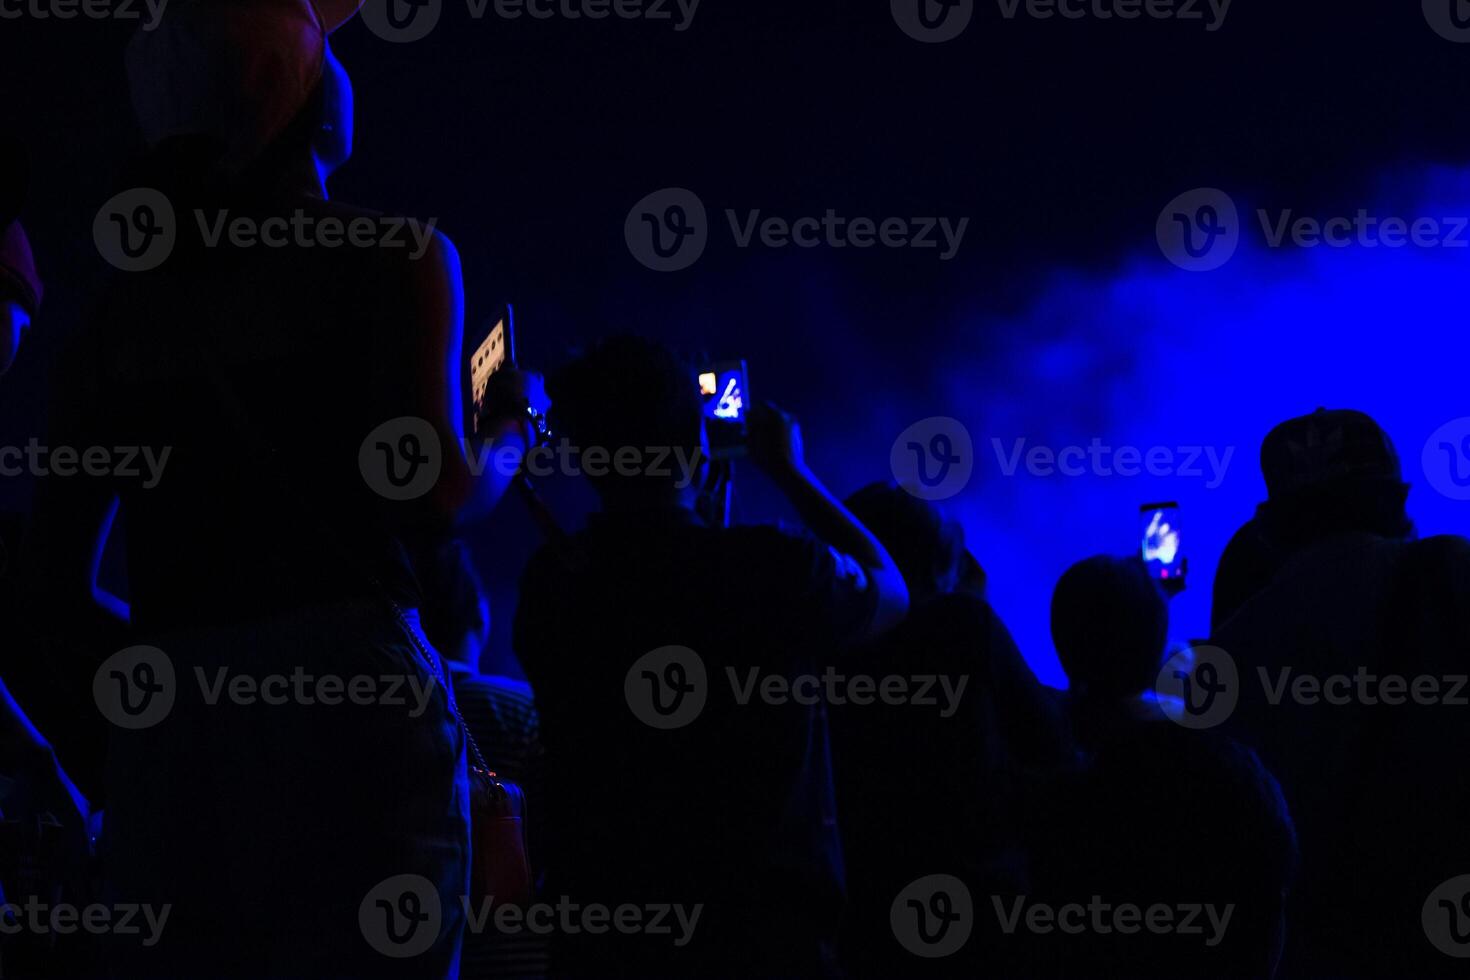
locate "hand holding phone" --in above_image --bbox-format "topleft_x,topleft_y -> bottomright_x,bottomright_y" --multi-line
468,308 -> 513,437
699,360 -> 751,460
466,305 -> 550,443
1141,501 -> 1186,596
745,401 -> 807,477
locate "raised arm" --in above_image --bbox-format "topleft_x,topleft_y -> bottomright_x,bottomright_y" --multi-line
747,402 -> 910,636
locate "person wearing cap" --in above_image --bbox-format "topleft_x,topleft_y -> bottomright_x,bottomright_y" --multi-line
1212,408 -> 1470,978
17,2 -> 532,974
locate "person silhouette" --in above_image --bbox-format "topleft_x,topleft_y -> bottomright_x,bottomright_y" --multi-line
19,2 -> 527,974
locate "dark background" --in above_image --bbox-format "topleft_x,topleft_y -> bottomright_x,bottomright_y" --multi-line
4,1 -> 1469,681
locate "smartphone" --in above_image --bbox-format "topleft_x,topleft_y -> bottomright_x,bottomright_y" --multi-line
467,305 -> 515,437
1141,501 -> 1184,584
698,360 -> 750,460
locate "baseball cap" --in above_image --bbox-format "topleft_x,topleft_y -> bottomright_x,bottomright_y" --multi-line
126,0 -> 363,176
1260,408 -> 1401,499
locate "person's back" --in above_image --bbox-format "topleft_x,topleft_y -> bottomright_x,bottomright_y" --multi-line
1027,721 -> 1296,979
1217,532 -> 1470,977
518,512 -> 873,975
1027,553 -> 1295,978
513,337 -> 908,977
18,8 -> 496,974
74,193 -> 452,625
1212,408 -> 1470,977
828,483 -> 1070,977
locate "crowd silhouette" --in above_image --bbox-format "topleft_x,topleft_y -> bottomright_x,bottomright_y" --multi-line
1,2 -> 1469,978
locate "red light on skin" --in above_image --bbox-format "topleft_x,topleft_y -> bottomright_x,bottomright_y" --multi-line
1161,569 -> 1170,579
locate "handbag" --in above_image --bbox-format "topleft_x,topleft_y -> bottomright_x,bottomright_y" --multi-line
385,596 -> 533,907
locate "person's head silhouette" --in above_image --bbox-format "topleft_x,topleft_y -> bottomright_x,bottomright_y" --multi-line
549,336 -> 708,511
1255,408 -> 1412,553
125,0 -> 362,193
844,482 -> 965,603
1051,554 -> 1168,702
